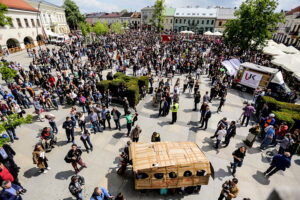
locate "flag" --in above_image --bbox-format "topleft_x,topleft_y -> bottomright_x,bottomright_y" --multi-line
161,35 -> 172,42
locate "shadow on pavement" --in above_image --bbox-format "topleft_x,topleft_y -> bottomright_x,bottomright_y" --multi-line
214,168 -> 231,180
23,167 -> 41,178
252,171 -> 270,185
294,159 -> 300,166
247,146 -> 261,154
182,109 -> 193,113
62,198 -> 73,200
187,121 -> 198,126
55,170 -> 74,180
158,121 -> 170,127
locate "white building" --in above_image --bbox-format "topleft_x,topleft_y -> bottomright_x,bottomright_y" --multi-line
0,0 -> 43,51
141,6 -> 154,30
99,13 -> 123,26
273,6 -> 300,47
25,0 -> 70,35
130,12 -> 141,29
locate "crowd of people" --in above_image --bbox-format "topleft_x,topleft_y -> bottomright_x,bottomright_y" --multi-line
0,29 -> 298,200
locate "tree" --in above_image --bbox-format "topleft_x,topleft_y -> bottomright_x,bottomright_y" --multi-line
0,2 -> 11,27
63,0 -> 85,30
151,0 -> 165,32
223,0 -> 285,53
0,114 -> 33,146
120,9 -> 128,13
0,62 -> 17,83
93,21 -> 109,36
111,22 -> 124,34
79,22 -> 87,37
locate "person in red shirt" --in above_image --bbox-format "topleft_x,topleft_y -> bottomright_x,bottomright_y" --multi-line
272,122 -> 288,146
0,162 -> 14,185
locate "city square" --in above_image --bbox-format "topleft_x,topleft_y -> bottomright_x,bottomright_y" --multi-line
0,0 -> 299,200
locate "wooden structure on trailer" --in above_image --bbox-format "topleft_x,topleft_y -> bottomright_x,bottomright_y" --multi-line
129,142 -> 214,190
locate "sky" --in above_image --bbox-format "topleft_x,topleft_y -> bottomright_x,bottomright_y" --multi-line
48,0 -> 299,13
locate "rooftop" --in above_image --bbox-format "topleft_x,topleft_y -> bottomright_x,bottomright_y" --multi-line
121,12 -> 133,18
25,0 -> 62,9
286,6 -> 300,15
131,12 -> 141,18
217,7 -> 236,19
100,12 -> 123,18
0,0 -> 38,12
175,7 -> 217,18
163,7 -> 176,16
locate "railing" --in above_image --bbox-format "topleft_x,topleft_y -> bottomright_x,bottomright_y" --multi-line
289,31 -> 299,36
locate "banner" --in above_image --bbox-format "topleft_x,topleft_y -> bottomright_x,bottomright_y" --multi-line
161,35 -> 172,42
240,71 -> 263,88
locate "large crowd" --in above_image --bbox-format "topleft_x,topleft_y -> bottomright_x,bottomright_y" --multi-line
0,30 -> 298,200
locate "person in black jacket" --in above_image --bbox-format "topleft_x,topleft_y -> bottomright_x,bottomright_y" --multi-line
62,117 -> 75,143
199,102 -> 208,124
193,91 -> 201,111
111,107 -> 121,130
66,144 -> 87,174
223,121 -> 237,147
211,117 -> 228,138
0,144 -> 19,182
69,175 -> 85,200
199,106 -> 211,130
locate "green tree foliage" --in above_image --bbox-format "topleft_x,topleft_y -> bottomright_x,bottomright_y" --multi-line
93,21 -> 109,36
111,22 -> 124,34
151,0 -> 165,32
0,2 -> 11,27
120,9 -> 128,13
0,114 -> 33,145
0,62 -> 17,83
63,0 -> 85,30
79,22 -> 87,37
224,0 -> 285,53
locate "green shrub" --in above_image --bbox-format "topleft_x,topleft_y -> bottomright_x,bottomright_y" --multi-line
138,76 -> 149,91
113,72 -> 125,79
273,111 -> 295,131
259,96 -> 278,111
97,80 -> 111,93
109,79 -> 125,94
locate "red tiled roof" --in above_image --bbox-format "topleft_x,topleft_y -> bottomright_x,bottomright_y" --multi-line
0,0 -> 38,12
100,12 -> 122,18
132,12 -> 141,18
286,6 -> 300,15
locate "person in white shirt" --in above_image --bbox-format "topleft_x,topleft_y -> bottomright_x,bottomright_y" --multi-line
45,113 -> 58,134
80,129 -> 93,153
215,125 -> 226,149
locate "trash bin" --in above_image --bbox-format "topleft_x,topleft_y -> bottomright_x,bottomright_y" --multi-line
244,132 -> 257,147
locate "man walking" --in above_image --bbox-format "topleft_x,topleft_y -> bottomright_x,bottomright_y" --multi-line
69,175 -> 85,200
241,103 -> 255,127
263,152 -> 291,179
158,97 -> 168,117
224,121 -> 237,147
45,113 -> 58,134
65,144 -> 87,174
199,106 -> 211,130
63,117 -> 75,143
211,117 -> 228,139
170,102 -> 179,124
193,91 -> 201,111
88,110 -> 102,133
230,146 -> 246,177
218,178 -> 239,200
199,102 -> 208,124
111,108 -> 121,130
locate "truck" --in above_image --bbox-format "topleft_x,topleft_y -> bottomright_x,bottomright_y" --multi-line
56,35 -> 70,46
233,62 -> 289,97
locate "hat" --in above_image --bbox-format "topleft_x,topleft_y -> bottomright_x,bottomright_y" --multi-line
269,113 -> 275,118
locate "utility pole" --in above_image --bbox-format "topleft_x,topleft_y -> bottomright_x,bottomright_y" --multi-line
36,1 -> 41,50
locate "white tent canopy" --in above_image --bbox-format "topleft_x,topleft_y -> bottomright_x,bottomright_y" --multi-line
263,46 -> 285,56
45,29 -> 58,37
180,30 -> 194,34
204,31 -> 213,35
271,54 -> 300,80
222,58 -> 241,76
213,31 -> 222,36
283,46 -> 299,54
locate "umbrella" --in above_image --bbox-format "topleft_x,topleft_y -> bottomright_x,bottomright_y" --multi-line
204,31 -> 213,35
213,31 -> 223,36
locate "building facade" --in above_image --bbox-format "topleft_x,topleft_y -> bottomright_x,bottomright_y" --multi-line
85,12 -> 105,25
141,6 -> 154,30
120,12 -> 133,26
99,13 -> 123,26
273,6 -> 300,47
25,0 -> 69,35
163,8 -> 176,31
0,0 -> 43,51
215,7 -> 236,32
130,12 -> 141,29
174,8 -> 217,34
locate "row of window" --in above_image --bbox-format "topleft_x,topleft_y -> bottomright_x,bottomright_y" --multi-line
175,18 -> 215,25
42,13 -> 65,24
11,18 -> 41,28
136,170 -> 206,180
175,12 -> 214,16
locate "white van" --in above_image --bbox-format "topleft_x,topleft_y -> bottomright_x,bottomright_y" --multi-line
56,35 -> 70,46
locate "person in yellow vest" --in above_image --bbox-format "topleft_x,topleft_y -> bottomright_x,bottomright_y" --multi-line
170,102 -> 179,124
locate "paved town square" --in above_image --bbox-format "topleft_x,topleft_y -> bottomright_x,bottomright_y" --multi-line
0,0 -> 299,200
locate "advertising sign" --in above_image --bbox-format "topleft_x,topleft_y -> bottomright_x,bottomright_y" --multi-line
240,71 -> 263,88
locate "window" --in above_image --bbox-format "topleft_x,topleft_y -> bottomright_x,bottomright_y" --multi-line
36,19 -> 41,27
209,13 -> 213,16
154,173 -> 164,179
192,13 -> 195,15
31,19 -> 35,27
219,21 -> 222,26
202,20 -> 204,24
136,173 -> 149,179
170,19 -> 172,23
211,20 -> 214,25
183,170 -> 192,177
192,20 -> 195,25
188,20 -> 190,24
197,20 -> 199,24
206,20 -> 209,24
16,18 -> 22,28
176,13 -> 179,15
187,13 -> 191,15
202,13 -> 206,16
169,172 -> 178,178
166,19 -> 168,23
180,19 -> 182,23
184,19 -> 186,24
196,170 -> 206,176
